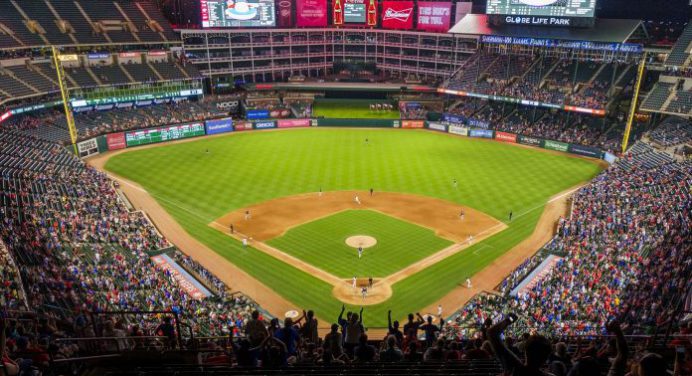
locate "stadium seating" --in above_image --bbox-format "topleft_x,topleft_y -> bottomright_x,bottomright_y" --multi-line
665,22 -> 692,67
0,0 -> 178,48
641,82 -> 674,111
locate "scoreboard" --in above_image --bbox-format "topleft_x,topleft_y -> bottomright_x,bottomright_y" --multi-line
125,123 -> 205,147
200,0 -> 276,28
487,0 -> 597,27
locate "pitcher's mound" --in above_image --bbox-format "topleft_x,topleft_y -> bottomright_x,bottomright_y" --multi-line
345,235 -> 377,248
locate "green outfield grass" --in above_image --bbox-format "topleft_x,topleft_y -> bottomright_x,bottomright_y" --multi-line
105,128 -> 604,326
313,98 -> 400,119
267,210 -> 453,278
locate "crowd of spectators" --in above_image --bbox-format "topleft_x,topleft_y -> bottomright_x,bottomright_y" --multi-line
0,128 -> 267,374
444,143 -> 690,339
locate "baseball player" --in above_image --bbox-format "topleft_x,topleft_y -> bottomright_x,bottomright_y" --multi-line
229,224 -> 234,234
468,235 -> 474,244
368,277 -> 373,288
437,304 -> 443,317
358,246 -> 363,259
361,287 -> 368,300
244,210 -> 251,220
466,278 -> 472,288
369,188 -> 373,196
352,276 -> 357,290
242,238 -> 248,247
453,178 -> 458,189
509,211 -> 513,221
459,209 -> 465,220
318,187 -> 322,197
354,195 -> 361,205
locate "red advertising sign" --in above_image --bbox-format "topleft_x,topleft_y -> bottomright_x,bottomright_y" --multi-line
402,120 -> 425,129
106,132 -> 126,150
234,121 -> 254,131
381,1 -> 414,29
277,0 -> 293,27
277,119 -> 311,128
151,255 -> 210,300
333,0 -> 344,25
495,131 -> 517,143
417,2 -> 452,32
296,0 -> 328,27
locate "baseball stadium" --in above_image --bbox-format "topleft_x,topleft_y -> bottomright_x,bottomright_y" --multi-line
0,0 -> 690,375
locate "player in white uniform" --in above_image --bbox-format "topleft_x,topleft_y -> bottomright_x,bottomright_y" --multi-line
354,195 -> 361,205
358,246 -> 363,259
466,278 -> 472,288
352,276 -> 357,290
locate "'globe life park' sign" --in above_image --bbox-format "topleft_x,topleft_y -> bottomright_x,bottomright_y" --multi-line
504,15 -> 571,26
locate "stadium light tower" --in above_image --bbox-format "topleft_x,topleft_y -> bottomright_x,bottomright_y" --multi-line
50,46 -> 79,155
621,52 -> 647,154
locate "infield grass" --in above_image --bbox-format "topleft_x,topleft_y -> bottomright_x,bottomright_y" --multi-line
268,210 -> 453,278
105,128 -> 604,326
313,98 -> 400,119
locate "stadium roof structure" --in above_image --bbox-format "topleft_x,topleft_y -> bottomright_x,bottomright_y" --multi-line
450,14 -> 645,44
250,82 -> 438,93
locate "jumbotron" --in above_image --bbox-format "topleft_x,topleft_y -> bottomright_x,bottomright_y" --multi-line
0,0 -> 689,375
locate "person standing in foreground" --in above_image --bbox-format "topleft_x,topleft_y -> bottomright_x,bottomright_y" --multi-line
488,313 -> 552,376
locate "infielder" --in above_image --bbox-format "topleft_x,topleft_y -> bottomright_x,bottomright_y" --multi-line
361,287 -> 368,300
466,278 -> 472,288
459,210 -> 465,220
354,195 -> 361,205
352,276 -> 357,290
358,246 -> 363,259
244,210 -> 251,220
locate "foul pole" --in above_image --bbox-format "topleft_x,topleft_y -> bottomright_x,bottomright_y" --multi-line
51,46 -> 79,155
621,52 -> 647,154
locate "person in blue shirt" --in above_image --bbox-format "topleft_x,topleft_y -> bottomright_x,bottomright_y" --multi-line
273,317 -> 300,358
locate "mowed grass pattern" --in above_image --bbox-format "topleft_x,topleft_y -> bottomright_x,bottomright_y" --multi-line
105,129 -> 604,326
268,210 -> 453,278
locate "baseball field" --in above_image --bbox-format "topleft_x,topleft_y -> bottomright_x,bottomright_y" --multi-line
101,128 -> 604,327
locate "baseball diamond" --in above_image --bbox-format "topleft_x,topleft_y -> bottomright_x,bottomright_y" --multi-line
100,128 -> 603,326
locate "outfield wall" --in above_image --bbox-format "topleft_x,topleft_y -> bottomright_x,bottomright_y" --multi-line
89,117 -> 607,162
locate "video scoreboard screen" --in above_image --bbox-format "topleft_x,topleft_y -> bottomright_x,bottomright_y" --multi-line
200,0 -> 276,28
344,2 -> 366,23
125,123 -> 206,147
487,0 -> 596,27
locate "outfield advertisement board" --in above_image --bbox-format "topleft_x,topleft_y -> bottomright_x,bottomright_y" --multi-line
402,120 -> 425,129
125,123 -> 205,147
441,113 -> 465,124
543,140 -> 570,152
234,121 -> 254,131
569,144 -> 602,158
254,121 -> 276,129
469,129 -> 494,138
494,131 -> 517,143
427,122 -> 447,132
246,109 -> 270,119
77,138 -> 99,158
448,125 -> 468,136
205,118 -> 233,135
518,135 -> 543,147
277,119 -> 310,128
106,132 -> 127,150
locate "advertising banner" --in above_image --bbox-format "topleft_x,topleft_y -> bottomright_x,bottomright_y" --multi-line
254,121 -> 276,129
518,135 -> 543,147
119,52 -> 138,58
87,53 -> 110,60
205,118 -> 234,135
381,1 -> 414,29
296,0 -> 328,27
568,144 -> 602,158
417,2 -> 452,32
468,118 -> 490,129
277,0 -> 293,27
151,254 -> 211,300
427,122 -> 447,132
469,129 -> 494,138
106,132 -> 127,150
246,109 -> 270,120
125,123 -> 205,147
495,131 -> 517,143
277,119 -> 310,128
402,120 -> 425,129
234,121 -> 254,131
543,140 -> 570,152
448,125 -> 468,136
441,113 -> 466,124
200,0 -> 276,28
77,138 -> 99,158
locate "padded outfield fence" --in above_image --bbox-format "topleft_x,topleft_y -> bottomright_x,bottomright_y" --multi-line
79,116 -> 612,162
